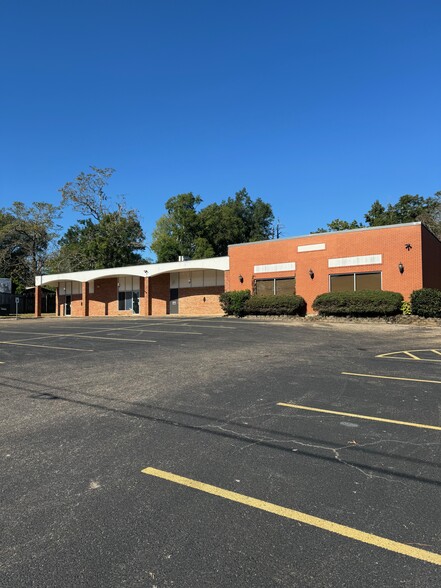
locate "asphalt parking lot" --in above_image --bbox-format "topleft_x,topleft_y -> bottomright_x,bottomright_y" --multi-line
1,316 -> 440,587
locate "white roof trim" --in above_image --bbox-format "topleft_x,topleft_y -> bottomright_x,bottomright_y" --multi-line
37,257 -> 229,287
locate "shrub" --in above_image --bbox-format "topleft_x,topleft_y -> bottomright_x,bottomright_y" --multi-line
401,301 -> 411,315
410,288 -> 441,318
244,294 -> 306,316
312,290 -> 403,317
219,290 -> 251,317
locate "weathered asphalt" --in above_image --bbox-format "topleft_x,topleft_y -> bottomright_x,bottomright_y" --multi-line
0,317 -> 440,587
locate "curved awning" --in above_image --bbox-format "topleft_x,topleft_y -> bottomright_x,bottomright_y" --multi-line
37,257 -> 229,287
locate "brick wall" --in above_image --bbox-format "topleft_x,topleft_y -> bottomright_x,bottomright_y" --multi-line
178,286 -> 224,315
88,278 -> 117,316
228,223 -> 428,313
150,273 -> 170,315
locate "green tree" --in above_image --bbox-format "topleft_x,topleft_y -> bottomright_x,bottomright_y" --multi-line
199,189 -> 274,257
314,218 -> 363,233
0,202 -> 61,289
151,188 -> 275,262
365,194 -> 440,229
51,167 -> 147,271
151,193 -> 203,262
314,191 -> 441,237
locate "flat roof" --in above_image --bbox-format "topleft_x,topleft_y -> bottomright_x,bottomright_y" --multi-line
228,222 -> 423,248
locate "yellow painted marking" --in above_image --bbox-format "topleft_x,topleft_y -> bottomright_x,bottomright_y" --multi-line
277,403 -> 441,431
142,467 -> 441,566
342,372 -> 441,385
403,351 -> 421,360
0,341 -> 92,352
376,349 -> 441,362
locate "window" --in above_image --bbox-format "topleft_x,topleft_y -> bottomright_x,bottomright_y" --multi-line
255,277 -> 296,295
118,276 -> 140,313
330,272 -> 381,293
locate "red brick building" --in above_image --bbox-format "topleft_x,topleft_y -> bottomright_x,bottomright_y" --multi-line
227,222 -> 441,313
35,222 -> 441,317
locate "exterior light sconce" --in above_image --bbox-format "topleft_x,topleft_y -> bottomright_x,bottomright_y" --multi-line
309,269 -> 314,279
398,262 -> 404,274
405,243 -> 412,251
238,274 -> 244,283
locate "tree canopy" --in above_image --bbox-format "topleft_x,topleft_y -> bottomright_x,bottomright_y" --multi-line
49,167 -> 147,272
314,192 -> 441,237
0,202 -> 61,290
151,188 -> 275,262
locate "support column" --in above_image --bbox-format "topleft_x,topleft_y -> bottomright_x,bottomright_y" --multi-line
81,282 -> 88,317
144,276 -> 151,316
35,285 -> 42,318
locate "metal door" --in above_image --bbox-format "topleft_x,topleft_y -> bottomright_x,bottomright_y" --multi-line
169,288 -> 179,314
65,295 -> 72,316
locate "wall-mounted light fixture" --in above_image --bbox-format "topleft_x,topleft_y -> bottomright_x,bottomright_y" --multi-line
398,262 -> 404,274
238,274 -> 244,283
309,269 -> 314,279
405,243 -> 412,251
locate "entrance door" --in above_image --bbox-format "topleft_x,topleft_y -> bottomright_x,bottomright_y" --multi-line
133,291 -> 140,315
65,295 -> 72,316
169,288 -> 179,314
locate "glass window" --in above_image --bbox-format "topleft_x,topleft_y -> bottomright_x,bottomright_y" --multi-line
256,279 -> 275,295
330,272 -> 382,292
125,291 -> 133,311
118,291 -> 125,310
255,277 -> 296,295
133,291 -> 140,314
330,274 -> 354,292
356,272 -> 381,291
275,277 -> 296,295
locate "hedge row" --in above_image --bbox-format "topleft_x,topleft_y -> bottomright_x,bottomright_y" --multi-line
219,291 -> 306,317
220,288 -> 441,318
312,290 -> 404,317
245,294 -> 306,316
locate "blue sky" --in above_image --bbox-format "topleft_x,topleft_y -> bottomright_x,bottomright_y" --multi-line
1,0 -> 440,254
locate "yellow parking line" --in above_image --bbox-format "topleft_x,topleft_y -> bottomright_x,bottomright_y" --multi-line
141,467 -> 441,566
341,372 -> 441,385
277,403 -> 441,431
431,349 -> 441,356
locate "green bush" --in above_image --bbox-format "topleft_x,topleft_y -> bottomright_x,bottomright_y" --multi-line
312,290 -> 403,317
410,288 -> 441,318
219,290 -> 251,317
244,294 -> 306,316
